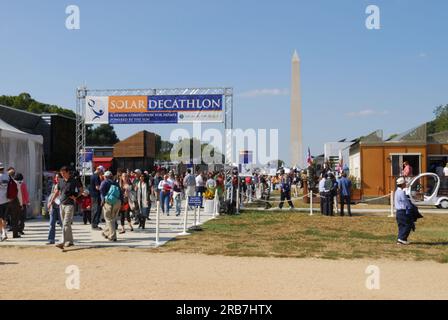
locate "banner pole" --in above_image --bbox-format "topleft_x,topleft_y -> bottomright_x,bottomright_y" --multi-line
309,190 -> 313,216
155,200 -> 160,246
178,196 -> 190,236
389,191 -> 395,218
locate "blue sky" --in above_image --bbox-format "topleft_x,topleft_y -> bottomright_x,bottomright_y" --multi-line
1,0 -> 447,164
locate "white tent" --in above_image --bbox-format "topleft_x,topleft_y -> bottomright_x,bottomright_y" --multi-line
0,118 -> 44,216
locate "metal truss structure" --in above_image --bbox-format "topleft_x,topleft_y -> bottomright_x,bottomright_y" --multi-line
75,87 -> 234,183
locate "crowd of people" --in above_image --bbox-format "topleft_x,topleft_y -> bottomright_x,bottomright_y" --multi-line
45,166 -> 227,249
2,159 -> 428,248
0,163 -> 30,241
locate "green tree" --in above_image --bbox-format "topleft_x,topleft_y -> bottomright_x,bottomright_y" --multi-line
0,93 -> 76,118
170,138 -> 224,164
428,104 -> 448,134
86,124 -> 120,146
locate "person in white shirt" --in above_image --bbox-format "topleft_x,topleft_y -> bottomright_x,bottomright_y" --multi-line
318,174 -> 326,215
443,164 -> 448,177
158,175 -> 173,215
443,164 -> 448,190
0,163 -> 9,241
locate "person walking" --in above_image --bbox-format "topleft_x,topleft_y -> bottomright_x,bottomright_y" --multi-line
54,166 -> 79,249
158,175 -> 173,215
260,175 -> 272,209
118,172 -> 133,233
338,172 -> 352,217
6,167 -> 21,239
279,173 -> 294,210
195,172 -> 206,207
100,171 -> 122,241
173,175 -> 184,217
136,173 -> 151,229
183,169 -> 196,208
46,173 -> 62,245
14,173 -> 30,235
394,177 -> 414,245
90,166 -> 104,231
0,163 -> 9,241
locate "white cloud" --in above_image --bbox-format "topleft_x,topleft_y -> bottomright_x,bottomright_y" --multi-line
346,109 -> 389,117
419,53 -> 428,58
238,88 -> 289,98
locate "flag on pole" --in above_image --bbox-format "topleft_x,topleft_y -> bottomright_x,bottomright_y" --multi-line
306,147 -> 313,166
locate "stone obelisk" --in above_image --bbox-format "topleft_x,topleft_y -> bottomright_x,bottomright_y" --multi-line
290,50 -> 303,168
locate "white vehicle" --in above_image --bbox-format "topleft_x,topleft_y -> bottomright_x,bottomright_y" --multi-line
406,172 -> 448,209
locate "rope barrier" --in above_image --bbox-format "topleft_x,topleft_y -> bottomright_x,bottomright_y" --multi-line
239,188 -> 396,218
241,194 -> 308,205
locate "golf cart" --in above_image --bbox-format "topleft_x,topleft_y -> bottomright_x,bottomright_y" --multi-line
406,172 -> 448,209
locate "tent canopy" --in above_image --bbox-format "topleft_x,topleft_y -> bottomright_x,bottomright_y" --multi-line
0,117 -> 44,216
0,118 -> 43,144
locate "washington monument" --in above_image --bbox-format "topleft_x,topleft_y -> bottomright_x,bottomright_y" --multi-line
290,50 -> 303,167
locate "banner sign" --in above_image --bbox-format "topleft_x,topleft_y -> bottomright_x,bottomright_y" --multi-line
188,196 -> 203,207
239,150 -> 253,164
85,95 -> 224,125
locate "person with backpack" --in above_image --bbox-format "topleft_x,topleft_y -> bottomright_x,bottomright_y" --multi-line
100,171 -> 122,242
323,172 -> 336,216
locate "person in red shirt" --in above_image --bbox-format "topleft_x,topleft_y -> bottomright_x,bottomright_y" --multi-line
80,190 -> 92,225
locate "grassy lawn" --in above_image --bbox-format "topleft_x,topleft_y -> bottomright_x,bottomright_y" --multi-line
158,211 -> 448,263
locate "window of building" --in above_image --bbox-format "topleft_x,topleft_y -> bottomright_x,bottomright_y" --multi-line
391,154 -> 421,177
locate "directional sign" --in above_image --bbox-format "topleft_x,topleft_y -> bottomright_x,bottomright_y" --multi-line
188,196 -> 203,207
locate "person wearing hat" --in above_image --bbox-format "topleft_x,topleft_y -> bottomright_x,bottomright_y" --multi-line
0,163 -> 9,241
394,177 -> 413,245
90,165 -> 104,230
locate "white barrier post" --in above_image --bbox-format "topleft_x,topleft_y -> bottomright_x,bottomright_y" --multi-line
389,191 -> 395,218
193,205 -> 197,228
155,200 -> 160,246
213,191 -> 219,218
178,196 -> 190,236
309,190 -> 313,216
197,201 -> 202,225
236,183 -> 241,214
334,195 -> 339,214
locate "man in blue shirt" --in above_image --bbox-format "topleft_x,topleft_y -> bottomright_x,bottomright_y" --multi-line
89,166 -> 104,230
278,173 -> 294,210
394,177 -> 413,245
338,172 -> 352,217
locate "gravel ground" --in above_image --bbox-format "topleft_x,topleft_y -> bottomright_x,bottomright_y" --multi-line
1,247 -> 447,300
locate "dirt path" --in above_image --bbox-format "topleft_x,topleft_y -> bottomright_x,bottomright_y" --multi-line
1,247 -> 447,300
